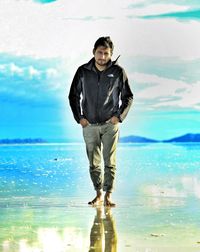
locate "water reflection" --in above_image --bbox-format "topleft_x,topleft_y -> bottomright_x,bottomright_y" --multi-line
89,207 -> 117,252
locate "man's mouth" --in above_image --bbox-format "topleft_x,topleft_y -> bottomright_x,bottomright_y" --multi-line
97,60 -> 106,64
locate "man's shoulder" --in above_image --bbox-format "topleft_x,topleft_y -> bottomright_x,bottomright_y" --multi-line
79,58 -> 94,71
112,62 -> 126,74
113,63 -> 124,70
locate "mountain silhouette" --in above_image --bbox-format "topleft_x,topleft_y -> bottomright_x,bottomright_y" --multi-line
119,135 -> 158,143
0,138 -> 46,144
119,133 -> 200,143
1,133 -> 200,144
163,133 -> 200,142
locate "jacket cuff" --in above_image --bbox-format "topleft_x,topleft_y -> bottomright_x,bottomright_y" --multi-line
78,115 -> 85,123
112,112 -> 122,123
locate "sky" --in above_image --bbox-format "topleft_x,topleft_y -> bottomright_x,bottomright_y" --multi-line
0,0 -> 200,141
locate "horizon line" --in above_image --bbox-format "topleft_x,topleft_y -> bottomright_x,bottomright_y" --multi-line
0,132 -> 200,143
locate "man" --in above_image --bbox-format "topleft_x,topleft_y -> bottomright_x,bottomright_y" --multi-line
89,207 -> 117,251
69,36 -> 133,207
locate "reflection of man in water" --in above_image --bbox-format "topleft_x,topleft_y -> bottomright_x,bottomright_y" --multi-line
89,207 -> 117,252
69,36 -> 133,207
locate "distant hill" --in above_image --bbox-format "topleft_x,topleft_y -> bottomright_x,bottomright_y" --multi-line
119,135 -> 159,143
163,133 -> 200,143
1,133 -> 200,144
0,138 -> 47,144
119,133 -> 200,143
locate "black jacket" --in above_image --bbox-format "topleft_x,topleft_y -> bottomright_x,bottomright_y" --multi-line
69,57 -> 133,124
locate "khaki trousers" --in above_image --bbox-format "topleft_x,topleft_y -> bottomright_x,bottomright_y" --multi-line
83,122 -> 119,193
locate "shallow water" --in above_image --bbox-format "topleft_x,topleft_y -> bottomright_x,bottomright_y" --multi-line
1,143 -> 200,251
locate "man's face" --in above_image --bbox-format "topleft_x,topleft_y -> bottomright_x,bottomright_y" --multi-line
93,46 -> 112,67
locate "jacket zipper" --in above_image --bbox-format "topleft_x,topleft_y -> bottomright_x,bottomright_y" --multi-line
94,68 -> 107,123
96,76 -> 100,122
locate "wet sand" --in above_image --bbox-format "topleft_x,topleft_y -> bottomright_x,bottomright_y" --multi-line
1,194 -> 200,251
1,143 -> 200,251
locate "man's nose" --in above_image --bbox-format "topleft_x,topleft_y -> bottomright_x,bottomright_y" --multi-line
100,53 -> 105,59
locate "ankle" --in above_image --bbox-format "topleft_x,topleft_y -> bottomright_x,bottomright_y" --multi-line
105,192 -> 112,199
96,190 -> 102,197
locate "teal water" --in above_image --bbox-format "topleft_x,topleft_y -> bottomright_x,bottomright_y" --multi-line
1,143 -> 200,251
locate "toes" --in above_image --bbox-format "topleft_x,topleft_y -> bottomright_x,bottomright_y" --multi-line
88,197 -> 103,205
88,199 -> 96,205
104,200 -> 116,207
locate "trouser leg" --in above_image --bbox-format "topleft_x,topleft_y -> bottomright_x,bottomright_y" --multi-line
83,125 -> 102,191
101,123 -> 119,193
89,208 -> 103,252
104,208 -> 117,252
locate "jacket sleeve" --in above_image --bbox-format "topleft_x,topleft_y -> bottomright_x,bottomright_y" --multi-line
116,69 -> 133,122
68,67 -> 84,123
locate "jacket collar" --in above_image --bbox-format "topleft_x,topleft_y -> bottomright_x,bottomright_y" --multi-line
83,56 -> 120,71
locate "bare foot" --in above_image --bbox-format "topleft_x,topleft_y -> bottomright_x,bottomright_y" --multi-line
88,190 -> 103,206
104,192 -> 116,207
104,198 -> 116,207
88,196 -> 103,205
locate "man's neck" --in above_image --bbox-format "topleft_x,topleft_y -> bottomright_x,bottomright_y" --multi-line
95,62 -> 107,71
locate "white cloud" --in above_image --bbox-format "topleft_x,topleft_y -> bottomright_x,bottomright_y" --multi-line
133,72 -> 200,109
0,64 -> 6,73
0,61 -> 59,82
167,81 -> 200,109
28,66 -> 41,78
0,0 -> 200,62
10,63 -> 24,75
127,4 -> 189,16
132,72 -> 188,97
46,68 -> 58,78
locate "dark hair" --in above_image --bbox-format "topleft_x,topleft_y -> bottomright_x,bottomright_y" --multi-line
94,36 -> 114,53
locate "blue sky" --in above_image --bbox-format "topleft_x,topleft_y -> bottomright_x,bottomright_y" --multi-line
0,0 -> 200,141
